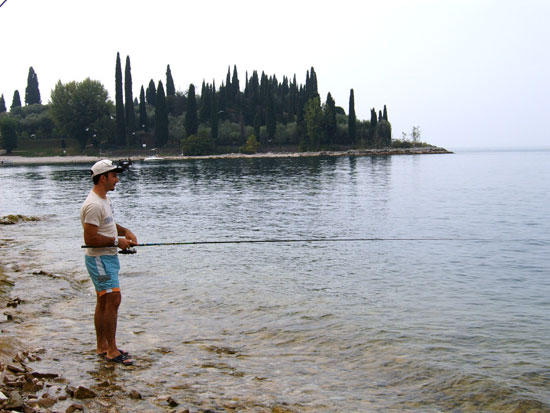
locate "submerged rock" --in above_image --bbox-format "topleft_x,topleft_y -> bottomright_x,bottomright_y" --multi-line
5,390 -> 24,410
74,385 -> 97,399
66,403 -> 84,412
167,396 -> 179,407
0,214 -> 40,225
128,389 -> 142,399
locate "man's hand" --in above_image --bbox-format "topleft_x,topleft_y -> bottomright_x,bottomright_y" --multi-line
124,229 -> 138,244
117,237 -> 135,250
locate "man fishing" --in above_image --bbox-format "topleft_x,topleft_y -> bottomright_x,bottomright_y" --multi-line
80,159 -> 137,366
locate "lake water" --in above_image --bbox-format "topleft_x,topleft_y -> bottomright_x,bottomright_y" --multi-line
1,149 -> 549,412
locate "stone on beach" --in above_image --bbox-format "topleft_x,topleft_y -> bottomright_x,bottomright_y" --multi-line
74,385 -> 97,399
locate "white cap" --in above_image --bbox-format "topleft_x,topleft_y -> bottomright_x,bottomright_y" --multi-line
91,159 -> 123,178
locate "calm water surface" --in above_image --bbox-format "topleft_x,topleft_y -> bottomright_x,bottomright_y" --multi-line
1,149 -> 549,412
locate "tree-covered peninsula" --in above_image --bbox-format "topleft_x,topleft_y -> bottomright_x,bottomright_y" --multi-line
0,54 -> 427,157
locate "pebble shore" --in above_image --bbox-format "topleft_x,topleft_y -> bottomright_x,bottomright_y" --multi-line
0,146 -> 452,166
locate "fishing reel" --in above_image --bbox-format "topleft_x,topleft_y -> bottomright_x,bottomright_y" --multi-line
119,248 -> 137,255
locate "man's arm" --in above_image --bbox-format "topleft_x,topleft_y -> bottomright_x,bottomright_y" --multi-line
84,223 -> 136,249
116,223 -> 138,244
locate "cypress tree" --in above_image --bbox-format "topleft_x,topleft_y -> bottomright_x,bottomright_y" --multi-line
154,81 -> 168,147
289,74 -> 298,120
217,83 -> 227,120
383,104 -> 388,121
11,90 -> 21,111
146,80 -> 157,106
370,108 -> 378,129
265,85 -> 276,141
139,86 -> 147,131
166,65 -> 175,96
296,86 -> 307,139
244,71 -> 259,124
25,67 -> 41,105
0,94 -> 6,113
210,81 -> 218,141
309,67 -> 318,99
225,67 -> 232,107
370,108 -> 378,146
185,84 -> 198,137
323,92 -> 337,145
115,52 -> 126,145
124,55 -> 136,144
199,81 -> 210,124
348,89 -> 356,144
305,67 -> 319,101
231,65 -> 240,102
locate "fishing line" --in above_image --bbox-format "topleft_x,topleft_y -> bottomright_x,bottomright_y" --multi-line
81,237 -> 546,253
0,0 -> 8,8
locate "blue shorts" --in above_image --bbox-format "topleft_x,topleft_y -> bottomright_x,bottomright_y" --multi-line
85,255 -> 120,296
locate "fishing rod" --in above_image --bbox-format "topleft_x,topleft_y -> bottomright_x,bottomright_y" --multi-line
81,236 -> 524,254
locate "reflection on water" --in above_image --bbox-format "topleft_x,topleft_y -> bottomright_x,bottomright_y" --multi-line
1,152 -> 550,411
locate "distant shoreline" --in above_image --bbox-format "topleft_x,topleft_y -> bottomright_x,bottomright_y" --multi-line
0,147 -> 452,165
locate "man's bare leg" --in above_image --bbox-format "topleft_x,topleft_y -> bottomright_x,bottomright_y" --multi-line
95,291 -> 122,359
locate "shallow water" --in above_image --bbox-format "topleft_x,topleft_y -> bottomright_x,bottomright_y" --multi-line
1,150 -> 550,411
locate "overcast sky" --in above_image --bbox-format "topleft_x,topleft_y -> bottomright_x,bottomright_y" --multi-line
1,0 -> 548,149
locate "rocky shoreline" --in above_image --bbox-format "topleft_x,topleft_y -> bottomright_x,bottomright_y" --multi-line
0,346 -> 185,413
0,146 -> 452,165
0,219 -> 196,413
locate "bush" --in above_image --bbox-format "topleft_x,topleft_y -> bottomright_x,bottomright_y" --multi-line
181,135 -> 215,156
168,114 -> 185,144
391,139 -> 413,148
217,120 -> 248,146
0,115 -> 19,153
273,122 -> 298,145
240,135 -> 259,154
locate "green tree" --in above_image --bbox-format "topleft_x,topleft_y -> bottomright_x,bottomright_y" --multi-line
411,125 -> 421,147
231,64 -> 240,103
124,55 -> 136,144
166,65 -> 175,96
303,96 -> 322,151
348,89 -> 356,144
154,81 -> 168,147
0,116 -> 18,153
323,92 -> 337,145
185,84 -> 198,137
166,65 -> 176,116
0,95 -> 6,113
12,104 -> 55,140
240,134 -> 259,154
25,67 -> 41,105
146,79 -> 157,106
115,52 -> 126,145
181,134 -> 215,156
265,85 -> 276,142
376,119 -> 392,147
210,82 -> 219,141
199,81 -> 211,124
11,90 -> 21,111
139,86 -> 147,131
369,108 -> 378,146
49,79 -> 111,149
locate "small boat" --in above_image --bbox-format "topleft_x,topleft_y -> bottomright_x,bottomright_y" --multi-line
143,155 -> 165,161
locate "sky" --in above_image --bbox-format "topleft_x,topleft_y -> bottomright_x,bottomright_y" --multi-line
1,0 -> 548,149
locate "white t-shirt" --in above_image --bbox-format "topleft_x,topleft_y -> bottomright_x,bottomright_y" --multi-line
80,190 -> 117,256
